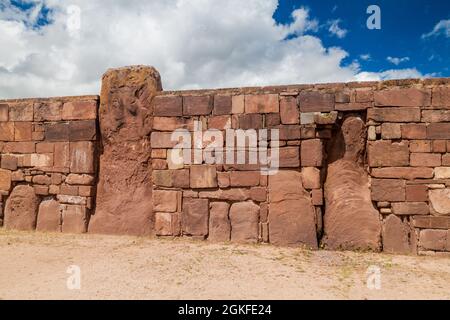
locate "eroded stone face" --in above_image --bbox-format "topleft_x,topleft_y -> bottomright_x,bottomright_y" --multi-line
429,189 -> 450,215
36,199 -> 61,232
4,185 -> 39,231
230,201 -> 259,244
268,170 -> 317,248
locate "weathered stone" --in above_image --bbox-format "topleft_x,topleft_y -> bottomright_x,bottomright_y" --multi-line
183,95 -> 213,115
413,216 -> 450,229
269,170 -> 317,247
432,87 -> 450,107
36,199 -> 61,232
371,167 -> 433,180
374,88 -> 431,107
335,102 -> 371,111
238,114 -> 263,129
155,212 -> 181,236
429,189 -> 450,215
410,153 -> 441,167
279,146 -> 300,167
1,155 -> 17,171
0,169 -> 11,191
0,103 -> 9,121
44,122 -> 70,141
265,113 -> 280,127
190,165 -> 217,188
69,120 -> 97,141
0,122 -> 14,141
153,95 -> 182,116
245,94 -> 279,114
152,117 -> 194,131
382,215 -> 412,254
198,188 -> 250,201
371,179 -> 405,201
208,202 -> 231,242
9,103 -> 33,121
229,201 -> 259,244
34,102 -> 62,121
435,167 -> 450,179
278,125 -> 301,140
301,167 -> 321,189
65,174 -> 95,185
34,185 -> 49,196
381,123 -> 401,139
323,117 -> 381,251
250,187 -> 267,202
391,202 -> 429,215
57,195 -> 86,205
422,110 -> 450,122
406,185 -> 428,202
153,190 -> 178,213
433,140 -> 447,153
410,140 -> 432,153
182,198 -> 209,237
62,101 -> 97,120
90,66 -> 161,236
427,123 -> 450,139
14,122 -> 32,141
4,185 -> 39,231
301,139 -> 323,167
217,172 -> 230,188
32,175 -> 52,185
280,96 -> 299,124
208,115 -> 231,130
61,205 -> 88,234
298,91 -> 334,112
231,95 -> 244,114
368,107 -> 421,122
230,171 -> 260,187
368,141 -> 409,167
419,229 -> 447,251
213,95 -> 232,115
70,141 -> 94,173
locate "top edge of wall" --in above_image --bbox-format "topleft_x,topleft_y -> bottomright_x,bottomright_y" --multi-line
0,95 -> 99,104
157,77 -> 450,96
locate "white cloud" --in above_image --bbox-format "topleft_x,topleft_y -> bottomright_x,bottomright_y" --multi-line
328,19 -> 347,38
422,19 -> 450,39
0,0 -> 425,99
386,56 -> 410,65
355,68 -> 424,82
359,54 -> 371,61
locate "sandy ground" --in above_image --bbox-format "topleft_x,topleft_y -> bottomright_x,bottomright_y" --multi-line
1,229 -> 450,300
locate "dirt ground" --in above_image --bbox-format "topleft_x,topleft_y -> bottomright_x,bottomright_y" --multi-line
1,229 -> 450,300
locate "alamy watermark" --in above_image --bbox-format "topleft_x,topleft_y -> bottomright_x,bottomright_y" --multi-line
169,120 -> 280,175
66,265 -> 81,290
367,5 -> 381,30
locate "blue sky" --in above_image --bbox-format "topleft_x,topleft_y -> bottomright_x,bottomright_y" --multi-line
274,0 -> 449,77
0,0 -> 449,98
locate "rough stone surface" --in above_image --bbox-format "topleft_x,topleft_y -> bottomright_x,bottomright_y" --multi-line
429,189 -> 450,215
4,185 -> 39,231
61,205 -> 88,234
36,199 -> 61,232
89,66 -> 162,236
229,201 -> 259,244
323,117 -> 381,251
208,202 -> 231,242
182,198 -> 209,237
382,215 -> 412,254
269,170 -> 317,247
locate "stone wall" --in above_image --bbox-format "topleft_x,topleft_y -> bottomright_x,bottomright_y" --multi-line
0,96 -> 98,233
0,65 -> 449,255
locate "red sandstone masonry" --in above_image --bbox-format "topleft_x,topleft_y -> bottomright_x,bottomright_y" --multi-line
1,66 -> 450,255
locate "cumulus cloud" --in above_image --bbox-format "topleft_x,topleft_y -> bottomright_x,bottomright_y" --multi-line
328,19 -> 347,38
0,0 -> 425,99
422,19 -> 450,39
359,54 -> 371,61
386,56 -> 410,65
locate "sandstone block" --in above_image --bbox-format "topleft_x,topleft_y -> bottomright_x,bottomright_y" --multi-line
0,169 -> 12,191
410,140 -> 432,153
368,107 -> 421,122
173,169 -> 190,188
213,95 -> 232,115
198,188 -> 250,201
391,202 -> 429,215
61,205 -> 88,234
382,215 -> 411,254
301,139 -> 323,167
153,96 -> 182,116
422,110 -> 450,122
280,96 -> 299,124
190,165 -> 217,188
406,185 -> 428,202
410,153 -> 441,167
14,122 -> 32,141
9,103 -> 33,121
230,201 -> 259,244
153,190 -> 178,212
70,141 -> 94,174
65,174 -> 95,185
208,202 -> 231,242
183,95 -> 213,115
36,199 -> 61,232
69,120 -> 97,141
155,212 -> 181,236
34,102 -> 62,121
4,185 -> 39,231
62,101 -> 97,120
401,124 -> 427,139
0,122 -> 14,141
301,167 -> 321,189
368,141 -> 409,167
238,114 -> 263,129
265,113 -> 280,127
217,172 -> 230,188
419,229 -> 447,251
245,94 -> 279,114
429,189 -> 450,215
151,132 -> 178,149
250,187 -> 267,202
374,88 -> 431,107
54,142 -> 70,168
230,171 -> 260,187
370,167 -> 433,180
432,87 -> 450,107
0,103 -> 9,121
298,91 -> 334,112
152,117 -> 194,131
231,95 -> 244,114
371,179 -> 405,201
435,167 -> 450,179
427,123 -> 450,139
182,198 -> 209,237
1,155 -> 17,171
279,146 -> 300,167
413,216 -> 450,229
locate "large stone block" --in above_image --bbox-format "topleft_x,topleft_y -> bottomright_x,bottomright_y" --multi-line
62,101 -> 97,120
155,212 -> 181,236
230,201 -> 259,244
432,87 -> 450,107
0,168 -> 12,191
382,215 -> 412,254
245,94 -> 279,114
153,190 -> 178,212
280,96 -> 299,124
14,122 -> 32,141
269,170 -> 317,247
301,139 -> 323,167
34,102 -> 62,121
422,110 -> 450,122
230,171 -> 260,187
427,123 -> 450,139
419,229 -> 447,251
213,95 -> 232,115
4,185 -> 39,231
70,141 -> 95,173
153,95 -> 182,116
429,189 -> 450,215
36,199 -> 61,232
182,198 -> 209,237
374,88 -> 431,107
371,178 -> 405,202
61,204 -> 88,234
69,120 -> 97,141
298,91 -> 334,112
368,141 -> 409,167
183,95 -> 213,115
9,103 -> 33,121
370,167 -> 433,180
391,202 -> 429,215
190,165 -> 217,188
0,122 -> 14,141
44,122 -> 70,141
367,107 -> 421,122
152,117 -> 194,131
208,202 -> 231,242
